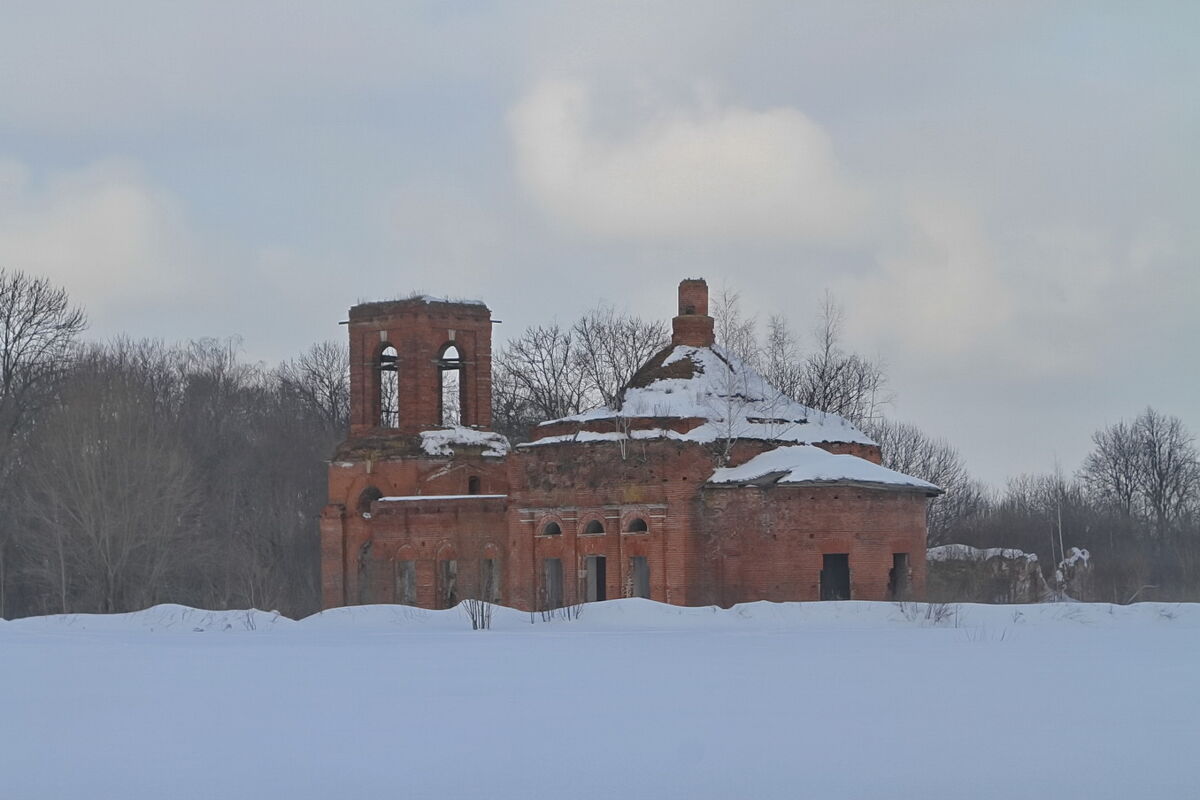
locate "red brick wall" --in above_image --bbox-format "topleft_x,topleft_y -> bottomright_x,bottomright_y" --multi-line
353,496 -> 509,608
505,438 -> 713,609
322,453 -> 509,608
322,435 -> 929,611
672,278 -> 715,347
677,279 -> 709,316
694,484 -> 928,605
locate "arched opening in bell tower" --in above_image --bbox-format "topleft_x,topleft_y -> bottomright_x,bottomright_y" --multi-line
378,344 -> 399,428
438,343 -> 463,426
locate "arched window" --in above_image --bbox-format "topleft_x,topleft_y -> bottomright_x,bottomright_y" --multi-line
357,486 -> 383,516
467,475 -> 481,495
541,521 -> 562,536
583,520 -> 605,535
379,345 -> 399,428
625,517 -> 648,533
438,343 -> 462,427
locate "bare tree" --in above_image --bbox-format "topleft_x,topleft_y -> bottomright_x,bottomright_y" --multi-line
490,356 -> 541,443
712,288 -> 887,427
1080,408 -> 1199,536
572,304 -> 668,408
761,315 -> 803,399
865,418 -> 986,546
495,323 -> 588,423
710,286 -> 759,367
19,345 -> 198,613
1080,419 -> 1143,518
0,269 -> 86,615
1134,408 -> 1199,536
0,269 -> 87,466
277,340 -> 350,429
793,292 -> 889,426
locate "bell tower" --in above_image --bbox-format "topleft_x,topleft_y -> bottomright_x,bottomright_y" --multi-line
347,296 -> 494,436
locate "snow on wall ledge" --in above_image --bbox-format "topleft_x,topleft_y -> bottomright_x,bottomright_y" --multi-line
708,444 -> 939,492
378,494 -> 507,502
419,426 -> 510,457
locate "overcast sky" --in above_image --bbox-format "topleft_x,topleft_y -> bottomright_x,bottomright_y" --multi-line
1,1 -> 1196,486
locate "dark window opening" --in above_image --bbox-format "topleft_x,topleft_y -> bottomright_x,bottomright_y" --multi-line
889,553 -> 910,601
395,560 -> 416,605
479,558 -> 500,603
625,517 -> 648,533
583,519 -> 604,535
467,475 -> 481,495
379,345 -> 399,428
438,559 -> 458,609
438,343 -> 462,427
541,558 -> 563,610
356,486 -> 383,516
584,555 -> 607,602
630,556 -> 650,599
820,553 -> 851,601
541,521 -> 562,536
683,304 -> 696,315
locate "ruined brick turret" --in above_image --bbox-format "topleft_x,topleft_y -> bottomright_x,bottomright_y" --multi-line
671,278 -> 715,347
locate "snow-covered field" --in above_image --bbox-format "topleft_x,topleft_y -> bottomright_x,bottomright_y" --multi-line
2,600 -> 1196,799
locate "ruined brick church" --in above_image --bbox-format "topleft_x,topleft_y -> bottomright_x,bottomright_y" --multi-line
320,279 -> 939,611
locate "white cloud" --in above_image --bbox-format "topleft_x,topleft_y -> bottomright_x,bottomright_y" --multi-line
0,159 -> 192,317
508,79 -> 870,244
843,197 -> 1012,359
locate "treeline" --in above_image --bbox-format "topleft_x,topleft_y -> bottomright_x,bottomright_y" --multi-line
1,269 -> 1197,616
946,409 -> 1200,603
0,269 -> 347,618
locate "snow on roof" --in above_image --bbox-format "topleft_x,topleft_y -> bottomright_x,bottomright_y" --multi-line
542,345 -> 874,447
405,294 -> 486,306
707,444 -> 940,492
927,544 -> 1038,563
378,494 -> 508,502
419,426 -> 510,458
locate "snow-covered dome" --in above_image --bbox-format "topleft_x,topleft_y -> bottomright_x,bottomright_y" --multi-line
530,343 -> 874,448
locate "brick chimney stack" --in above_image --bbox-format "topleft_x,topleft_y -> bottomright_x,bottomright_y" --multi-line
671,278 -> 715,347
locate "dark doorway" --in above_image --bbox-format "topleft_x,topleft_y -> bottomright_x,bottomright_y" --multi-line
584,555 -> 607,602
542,558 -> 563,610
889,553 -> 910,600
820,554 -> 851,601
630,556 -> 650,599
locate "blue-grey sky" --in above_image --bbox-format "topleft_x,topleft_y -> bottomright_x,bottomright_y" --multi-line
1,1 -> 1196,486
